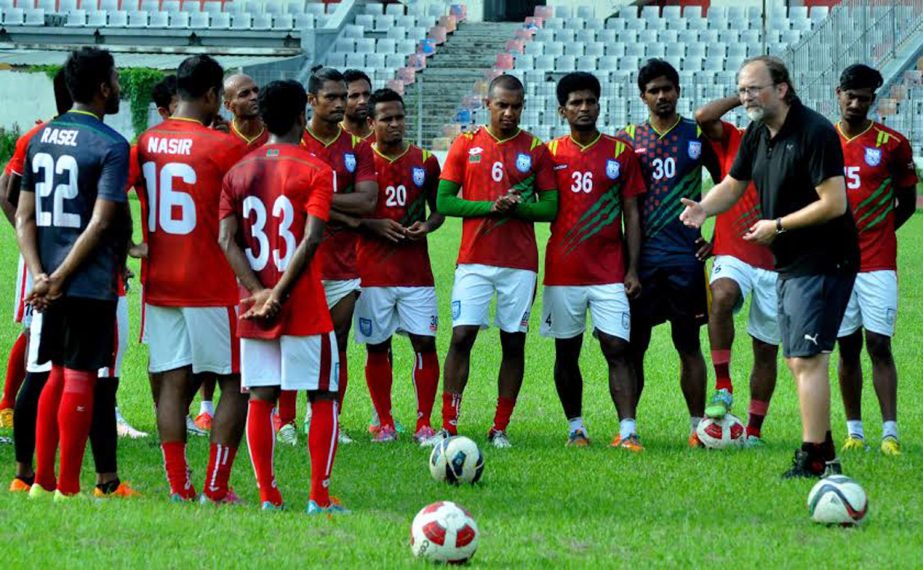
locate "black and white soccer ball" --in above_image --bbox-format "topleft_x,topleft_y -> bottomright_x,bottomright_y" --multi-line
807,475 -> 869,525
429,435 -> 485,485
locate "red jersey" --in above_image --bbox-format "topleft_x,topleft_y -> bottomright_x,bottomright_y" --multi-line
544,134 -> 646,285
839,121 -> 918,272
220,144 -> 335,339
710,121 -> 775,270
134,118 -> 249,306
231,120 -> 269,150
440,127 -> 556,271
5,121 -> 45,176
301,126 -> 377,280
341,123 -> 376,145
357,144 -> 440,287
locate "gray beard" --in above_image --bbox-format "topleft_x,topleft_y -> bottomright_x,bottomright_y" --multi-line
746,107 -> 766,122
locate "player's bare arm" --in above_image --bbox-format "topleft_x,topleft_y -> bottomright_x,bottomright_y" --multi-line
679,175 -> 748,228
361,217 -> 406,243
0,169 -> 14,225
694,95 -> 741,141
259,213 -> 327,317
14,188 -> 44,288
218,214 -> 269,315
622,195 -> 642,298
744,175 -> 848,245
406,188 -> 445,240
332,178 -> 377,216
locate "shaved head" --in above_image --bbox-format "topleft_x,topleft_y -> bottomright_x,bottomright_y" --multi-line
223,73 -> 260,119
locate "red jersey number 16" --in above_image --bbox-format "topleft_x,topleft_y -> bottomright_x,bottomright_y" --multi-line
142,161 -> 197,235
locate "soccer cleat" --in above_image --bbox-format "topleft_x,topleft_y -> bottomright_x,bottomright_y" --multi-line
688,431 -> 705,448
371,425 -> 397,443
194,412 -> 213,432
368,410 -> 381,435
487,429 -> 512,449
421,428 -> 450,447
115,410 -> 149,439
199,488 -> 243,506
261,501 -> 285,512
413,425 -> 436,445
841,434 -> 869,452
276,422 -> 298,446
337,430 -> 354,445
93,482 -> 141,499
53,490 -> 84,502
566,429 -> 591,447
306,497 -> 350,516
0,436 -> 10,445
782,450 -> 842,479
185,416 -> 208,437
0,407 -> 13,428
170,493 -> 195,503
742,435 -> 766,448
610,434 -> 644,452
881,436 -> 901,456
705,388 -> 733,419
28,483 -> 54,499
9,478 -> 31,493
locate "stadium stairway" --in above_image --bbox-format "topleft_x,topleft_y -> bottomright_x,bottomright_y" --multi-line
408,20 -> 521,147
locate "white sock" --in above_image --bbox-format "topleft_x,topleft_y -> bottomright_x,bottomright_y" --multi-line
199,400 -> 214,416
882,421 -> 898,440
567,416 -> 585,435
619,418 -> 636,440
847,420 -> 864,439
690,416 -> 702,433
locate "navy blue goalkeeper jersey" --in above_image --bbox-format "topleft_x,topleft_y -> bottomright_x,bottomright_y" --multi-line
21,110 -> 130,300
619,117 -> 720,268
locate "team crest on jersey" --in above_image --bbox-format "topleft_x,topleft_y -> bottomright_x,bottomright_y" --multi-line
606,159 -> 621,180
451,300 -> 461,320
688,141 -> 702,160
515,153 -> 532,173
865,147 -> 882,167
412,166 -> 426,187
344,152 -> 357,173
359,318 -> 372,337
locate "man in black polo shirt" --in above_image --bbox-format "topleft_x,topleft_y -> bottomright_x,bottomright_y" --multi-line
680,56 -> 859,478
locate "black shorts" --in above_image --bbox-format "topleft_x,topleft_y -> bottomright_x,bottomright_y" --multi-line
631,264 -> 709,327
37,297 -> 117,372
777,272 -> 855,358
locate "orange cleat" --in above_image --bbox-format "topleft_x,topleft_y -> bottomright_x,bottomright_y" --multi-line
688,431 -> 705,448
9,478 -> 31,493
0,407 -> 13,428
610,434 -> 644,452
194,412 -> 213,432
94,481 -> 142,499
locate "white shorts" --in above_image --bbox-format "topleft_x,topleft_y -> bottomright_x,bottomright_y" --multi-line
98,296 -> 129,378
451,264 -> 536,333
14,254 -> 33,327
838,270 -> 897,338
145,304 -> 238,375
240,332 -> 339,391
26,296 -> 130,376
540,284 -> 631,341
711,255 -> 781,345
354,286 -> 438,345
323,278 -> 361,309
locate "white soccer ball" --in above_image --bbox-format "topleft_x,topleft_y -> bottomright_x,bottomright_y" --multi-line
696,414 -> 745,449
807,475 -> 869,526
410,501 -> 479,564
428,435 -> 485,485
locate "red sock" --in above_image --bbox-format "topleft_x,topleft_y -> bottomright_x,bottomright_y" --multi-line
711,349 -> 733,393
0,332 -> 27,409
413,351 -> 439,431
308,398 -> 338,507
336,351 -> 348,414
203,442 -> 238,501
56,368 -> 97,495
441,392 -> 461,435
491,396 -> 517,434
34,365 -> 64,490
246,399 -> 282,507
365,350 -> 394,428
747,399 -> 770,438
161,441 -> 195,499
277,390 -> 297,426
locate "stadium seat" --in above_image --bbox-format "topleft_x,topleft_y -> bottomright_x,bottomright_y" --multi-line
545,42 -> 564,57
620,29 -> 638,43
85,8 -> 105,26
396,15 -> 415,28
108,9 -> 127,26
666,42 -> 684,58
231,12 -> 251,29
810,6 -> 829,22
355,13 -> 373,29
343,24 -> 364,38
543,17 -> 563,29
534,29 -> 554,43
326,52 -> 346,68
204,2 -> 223,15
663,5 -> 681,20
250,12 -> 271,29
682,54 -> 704,71
293,12 -> 314,28
576,55 -> 597,70
554,28 -> 575,43
555,5 -> 572,19
127,10 -> 148,27
35,0 -> 54,13
356,38 -> 375,53
563,42 -> 584,57
645,42 -> 665,58
364,2 -> 383,15
385,2 -> 403,17
641,5 -> 659,20
585,42 -> 604,57
637,29 -> 657,44
64,8 -> 86,26
646,17 -> 666,31
182,1 -> 202,13
24,8 -> 44,25
149,10 -> 168,26
305,3 -> 325,16
375,38 -> 395,53
534,55 -> 554,71
386,26 -> 406,39
396,39 -> 417,54
189,12 -> 209,27
524,42 -> 543,56
604,18 -> 624,31
706,44 -> 726,58
597,29 -> 616,43
698,29 -> 718,43
374,14 -> 393,31
273,12 -> 293,29
604,43 -> 624,57
791,18 -> 812,31
597,55 -> 619,71
704,56 -> 725,71
625,43 -> 644,57
170,10 -> 188,27
789,6 -> 808,20
686,16 -> 707,30
781,29 -> 801,45
58,0 -> 77,12
740,29 -> 761,44
577,5 -> 593,19
625,18 -> 646,31
659,29 -> 678,43
99,0 -> 118,12
382,53 -> 402,68
366,53 -> 386,69
346,52 -> 365,68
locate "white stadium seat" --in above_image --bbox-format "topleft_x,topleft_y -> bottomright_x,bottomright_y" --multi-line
24,8 -> 44,25
356,38 -> 375,54
385,3 -> 403,17
251,12 -> 272,30
294,13 -> 314,28
108,10 -> 127,26
86,8 -> 106,26
212,11 -> 231,28
385,53 -> 405,68
65,8 -> 86,26
231,12 -> 251,29
377,38 -> 396,54
170,11 -> 188,27
127,10 -> 148,27
374,14 -> 394,31
189,12 -> 209,27
149,10 -> 168,26
364,2 -> 383,16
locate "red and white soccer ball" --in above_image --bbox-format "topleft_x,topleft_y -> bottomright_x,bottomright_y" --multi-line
807,475 -> 869,526
410,501 -> 480,564
696,414 -> 745,449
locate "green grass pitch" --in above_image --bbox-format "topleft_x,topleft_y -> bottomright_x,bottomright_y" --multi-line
1,201 -> 921,567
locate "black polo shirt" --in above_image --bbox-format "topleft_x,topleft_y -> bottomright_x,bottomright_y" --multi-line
730,98 -> 859,277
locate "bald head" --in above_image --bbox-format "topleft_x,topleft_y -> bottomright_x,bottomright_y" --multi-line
223,73 -> 260,120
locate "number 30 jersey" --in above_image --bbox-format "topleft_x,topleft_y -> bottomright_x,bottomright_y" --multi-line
357,144 -> 441,287
22,111 -> 130,301
220,144 -> 334,339
134,117 -> 249,307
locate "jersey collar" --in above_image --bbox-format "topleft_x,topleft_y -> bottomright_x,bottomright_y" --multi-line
170,116 -> 204,125
372,141 -> 410,163
231,119 -> 265,144
484,125 -> 521,144
835,120 -> 874,144
67,109 -> 101,121
304,125 -> 343,148
340,122 -> 374,140
647,115 -> 682,139
568,131 -> 602,151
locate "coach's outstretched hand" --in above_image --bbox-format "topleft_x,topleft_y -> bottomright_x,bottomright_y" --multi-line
743,220 -> 777,245
241,288 -> 281,320
679,198 -> 706,228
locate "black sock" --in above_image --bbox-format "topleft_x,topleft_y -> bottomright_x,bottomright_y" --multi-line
90,377 -> 119,474
95,477 -> 121,494
821,431 -> 836,461
16,473 -> 35,486
13,371 -> 50,465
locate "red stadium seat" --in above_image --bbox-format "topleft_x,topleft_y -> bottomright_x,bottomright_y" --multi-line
495,52 -> 514,69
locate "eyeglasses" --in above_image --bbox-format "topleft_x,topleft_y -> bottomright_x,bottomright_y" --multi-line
737,84 -> 775,97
